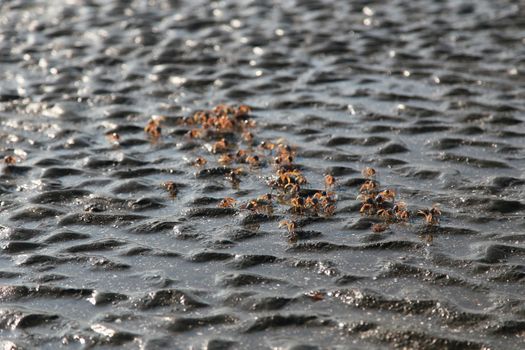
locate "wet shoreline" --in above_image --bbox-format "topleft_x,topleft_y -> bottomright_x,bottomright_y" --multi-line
1,0 -> 525,348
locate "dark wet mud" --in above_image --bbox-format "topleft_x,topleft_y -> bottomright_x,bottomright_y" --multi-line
1,0 -> 525,349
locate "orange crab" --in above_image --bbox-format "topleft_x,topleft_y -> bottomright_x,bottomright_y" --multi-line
218,197 -> 236,208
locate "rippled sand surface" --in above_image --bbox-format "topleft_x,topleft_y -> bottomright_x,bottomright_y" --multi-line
1,0 -> 525,348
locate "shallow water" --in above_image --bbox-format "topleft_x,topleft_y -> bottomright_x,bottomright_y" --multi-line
0,0 -> 525,348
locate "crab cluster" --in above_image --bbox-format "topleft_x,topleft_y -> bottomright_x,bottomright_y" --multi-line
138,104 -> 440,240
357,167 -> 441,232
238,193 -> 274,215
166,104 -> 338,240
357,167 -> 409,223
183,104 -> 254,137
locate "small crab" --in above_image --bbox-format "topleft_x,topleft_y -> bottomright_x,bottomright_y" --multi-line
235,104 -> 252,117
290,196 -> 305,213
417,205 -> 441,225
377,208 -> 394,220
259,141 -> 275,151
3,155 -> 17,165
279,219 -> 297,233
212,138 -> 229,153
323,204 -> 336,216
379,189 -> 396,201
162,181 -> 178,197
217,115 -> 234,130
246,155 -> 261,167
241,200 -> 259,211
257,193 -> 273,203
359,180 -> 377,193
187,128 -> 204,138
324,174 -> 336,189
218,153 -> 234,165
192,157 -> 207,167
106,132 -> 120,144
242,131 -> 254,142
144,117 -> 162,138
360,203 -> 375,215
362,167 -> 376,178
304,196 -> 320,210
305,290 -> 325,301
396,209 -> 410,221
213,104 -> 232,116
218,197 -> 236,208
225,169 -> 242,187
284,182 -> 300,193
241,198 -> 273,214
274,154 -> 294,165
371,223 -> 388,233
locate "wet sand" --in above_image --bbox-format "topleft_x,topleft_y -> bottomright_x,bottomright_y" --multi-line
0,0 -> 525,348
